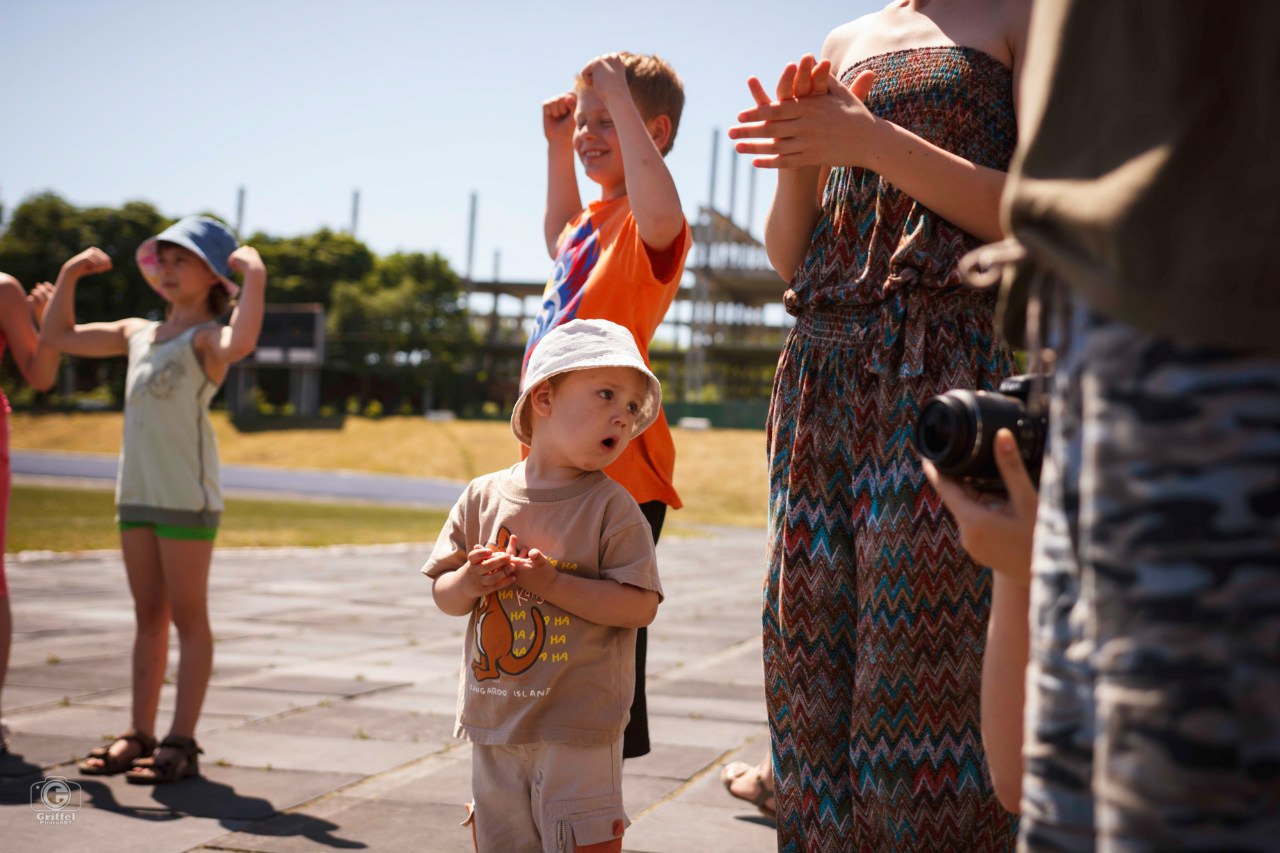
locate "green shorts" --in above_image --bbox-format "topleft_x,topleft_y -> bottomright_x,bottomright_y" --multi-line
119,521 -> 218,541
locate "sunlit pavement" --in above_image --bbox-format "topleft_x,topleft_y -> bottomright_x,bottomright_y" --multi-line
1,530 -> 776,853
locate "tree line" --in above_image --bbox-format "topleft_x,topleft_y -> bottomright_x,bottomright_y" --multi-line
0,193 -> 482,417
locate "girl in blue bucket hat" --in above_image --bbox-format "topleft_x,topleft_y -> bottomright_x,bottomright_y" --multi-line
39,215 -> 266,784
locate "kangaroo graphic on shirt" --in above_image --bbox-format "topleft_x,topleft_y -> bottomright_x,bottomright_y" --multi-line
471,525 -> 547,682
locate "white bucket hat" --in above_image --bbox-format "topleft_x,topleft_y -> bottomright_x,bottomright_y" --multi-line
512,319 -> 662,446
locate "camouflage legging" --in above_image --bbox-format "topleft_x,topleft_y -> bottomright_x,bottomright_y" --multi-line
1020,302 -> 1280,852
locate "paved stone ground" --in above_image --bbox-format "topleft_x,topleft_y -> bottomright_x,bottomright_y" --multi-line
0,531 -> 777,853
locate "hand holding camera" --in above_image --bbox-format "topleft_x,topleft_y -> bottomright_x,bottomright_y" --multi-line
915,374 -> 1048,583
914,374 -> 1048,493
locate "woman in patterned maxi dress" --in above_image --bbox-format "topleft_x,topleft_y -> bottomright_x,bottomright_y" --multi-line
730,3 -> 1030,851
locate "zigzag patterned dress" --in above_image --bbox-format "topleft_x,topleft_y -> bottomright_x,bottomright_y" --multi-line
764,47 -> 1018,852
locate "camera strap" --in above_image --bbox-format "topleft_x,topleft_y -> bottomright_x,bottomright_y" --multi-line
959,238 -> 1055,416
1025,267 -> 1054,418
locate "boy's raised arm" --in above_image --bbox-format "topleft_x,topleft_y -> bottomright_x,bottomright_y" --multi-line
544,92 -> 584,258
584,55 -> 684,252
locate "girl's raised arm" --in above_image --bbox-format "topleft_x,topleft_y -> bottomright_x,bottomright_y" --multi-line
39,248 -> 144,358
200,246 -> 266,368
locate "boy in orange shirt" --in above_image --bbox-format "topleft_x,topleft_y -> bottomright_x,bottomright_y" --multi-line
527,51 -> 690,759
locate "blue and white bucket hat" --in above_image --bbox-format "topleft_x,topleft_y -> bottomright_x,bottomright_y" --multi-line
135,215 -> 240,297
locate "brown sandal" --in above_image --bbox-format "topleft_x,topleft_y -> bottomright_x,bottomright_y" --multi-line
77,729 -> 157,776
721,760 -> 776,820
126,735 -> 202,785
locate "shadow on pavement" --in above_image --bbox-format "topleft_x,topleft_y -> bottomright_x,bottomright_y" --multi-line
0,769 -> 368,849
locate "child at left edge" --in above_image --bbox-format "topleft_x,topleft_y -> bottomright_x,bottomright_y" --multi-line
424,319 -> 663,853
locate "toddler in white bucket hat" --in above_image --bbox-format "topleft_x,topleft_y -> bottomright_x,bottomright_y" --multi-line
511,318 -> 662,448
424,319 -> 665,852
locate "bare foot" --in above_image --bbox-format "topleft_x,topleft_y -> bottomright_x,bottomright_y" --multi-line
721,759 -> 776,820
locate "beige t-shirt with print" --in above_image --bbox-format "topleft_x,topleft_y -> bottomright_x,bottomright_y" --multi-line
422,467 -> 662,746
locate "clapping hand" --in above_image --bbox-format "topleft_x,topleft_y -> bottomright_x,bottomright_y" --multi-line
729,53 -> 878,169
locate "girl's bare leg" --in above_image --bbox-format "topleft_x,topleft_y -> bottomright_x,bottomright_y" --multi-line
157,537 -> 214,742
81,527 -> 168,770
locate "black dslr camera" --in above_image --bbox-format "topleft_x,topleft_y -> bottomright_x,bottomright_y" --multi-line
914,374 -> 1049,493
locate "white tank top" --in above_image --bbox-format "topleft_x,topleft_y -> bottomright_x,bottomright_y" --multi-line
116,321 -> 222,526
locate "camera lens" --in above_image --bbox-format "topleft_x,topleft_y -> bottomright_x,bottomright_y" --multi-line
915,375 -> 1049,492
916,393 -> 977,472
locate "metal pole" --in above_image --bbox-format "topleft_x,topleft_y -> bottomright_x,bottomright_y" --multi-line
235,186 -> 245,236
350,189 -> 360,236
465,192 -> 478,283
707,129 -> 720,219
728,150 -> 738,224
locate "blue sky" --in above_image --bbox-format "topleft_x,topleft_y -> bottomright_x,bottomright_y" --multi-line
1,0 -> 882,283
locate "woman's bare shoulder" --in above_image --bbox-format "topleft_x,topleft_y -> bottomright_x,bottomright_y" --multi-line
821,13 -> 879,70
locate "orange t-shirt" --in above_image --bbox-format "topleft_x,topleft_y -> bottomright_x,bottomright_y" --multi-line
522,195 -> 690,508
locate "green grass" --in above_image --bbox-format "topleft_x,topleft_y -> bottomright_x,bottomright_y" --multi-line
8,485 -> 448,553
8,412 -> 768,552
9,412 -> 770,530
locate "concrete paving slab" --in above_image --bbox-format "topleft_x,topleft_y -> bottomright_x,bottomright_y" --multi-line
207,796 -> 469,853
623,742 -> 726,782
257,658 -> 430,686
344,683 -> 459,717
251,603 -> 421,635
245,703 -> 455,746
622,772 -> 685,815
216,673 -> 409,697
211,630 -> 407,662
650,686 -> 768,717
1,684 -> 90,713
646,713 -> 764,752
6,632 -> 139,668
74,685 -> 331,721
338,748 -> 471,805
193,729 -> 437,776
206,598 -> 344,620
625,801 -> 775,853
0,733 -> 86,777
8,704 -> 251,740
18,605 -> 139,632
6,657 -> 134,691
649,678 -> 765,704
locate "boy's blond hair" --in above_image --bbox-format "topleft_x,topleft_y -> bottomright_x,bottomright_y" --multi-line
576,52 -> 684,155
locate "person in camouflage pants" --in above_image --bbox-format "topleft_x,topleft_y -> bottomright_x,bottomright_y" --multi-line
1018,300 -> 1280,852
922,3 -> 1280,849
